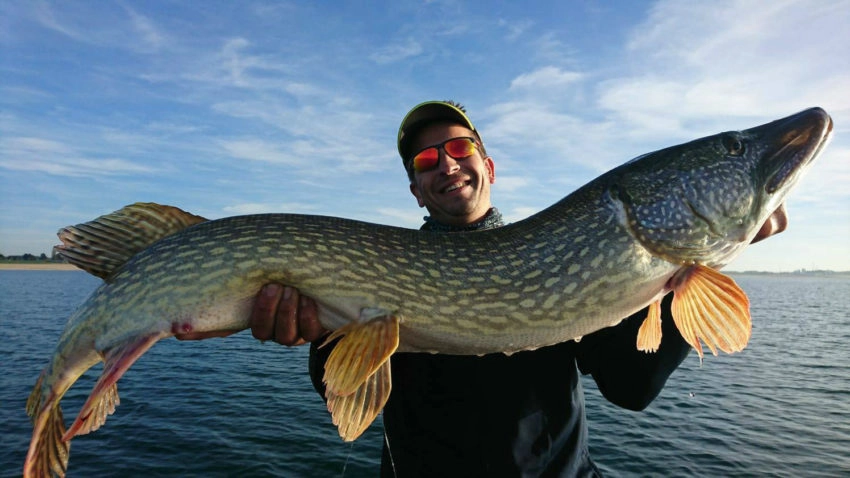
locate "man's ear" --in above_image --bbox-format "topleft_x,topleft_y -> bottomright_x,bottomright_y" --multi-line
409,182 -> 426,207
485,156 -> 496,184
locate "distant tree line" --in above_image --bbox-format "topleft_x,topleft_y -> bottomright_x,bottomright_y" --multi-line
0,252 -> 63,263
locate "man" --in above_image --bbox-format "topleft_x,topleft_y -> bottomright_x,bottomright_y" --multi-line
195,101 -> 787,476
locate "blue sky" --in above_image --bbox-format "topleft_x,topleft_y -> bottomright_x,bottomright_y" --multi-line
1,0 -> 848,271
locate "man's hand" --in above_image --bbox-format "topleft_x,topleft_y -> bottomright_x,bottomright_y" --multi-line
249,283 -> 327,345
175,283 -> 327,344
751,204 -> 788,244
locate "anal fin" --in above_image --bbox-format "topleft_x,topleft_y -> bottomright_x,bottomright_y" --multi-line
636,300 -> 663,353
321,313 -> 399,441
63,331 -> 168,440
670,264 -> 751,361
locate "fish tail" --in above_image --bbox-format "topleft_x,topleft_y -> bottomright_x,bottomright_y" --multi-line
24,374 -> 70,478
26,371 -> 46,421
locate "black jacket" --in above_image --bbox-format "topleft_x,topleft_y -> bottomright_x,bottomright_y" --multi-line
309,210 -> 690,477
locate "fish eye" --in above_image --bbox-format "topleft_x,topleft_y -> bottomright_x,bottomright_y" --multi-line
722,133 -> 745,156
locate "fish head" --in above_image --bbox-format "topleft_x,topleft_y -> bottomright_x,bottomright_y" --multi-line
609,107 -> 833,267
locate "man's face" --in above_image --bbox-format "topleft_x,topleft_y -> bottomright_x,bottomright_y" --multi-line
408,122 -> 495,227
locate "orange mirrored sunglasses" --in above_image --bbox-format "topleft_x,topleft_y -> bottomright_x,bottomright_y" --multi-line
410,137 -> 479,173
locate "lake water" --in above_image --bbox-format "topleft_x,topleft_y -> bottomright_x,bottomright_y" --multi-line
1,270 -> 848,477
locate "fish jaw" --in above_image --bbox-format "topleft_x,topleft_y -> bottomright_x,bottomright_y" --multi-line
754,107 -> 833,202
611,107 -> 833,268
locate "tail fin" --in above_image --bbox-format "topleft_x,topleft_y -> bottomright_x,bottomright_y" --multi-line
24,374 -> 70,478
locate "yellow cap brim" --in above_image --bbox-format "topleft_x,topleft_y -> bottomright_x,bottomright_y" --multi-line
397,101 -> 476,163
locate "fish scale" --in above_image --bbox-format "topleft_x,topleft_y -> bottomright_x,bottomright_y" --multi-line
24,107 -> 833,477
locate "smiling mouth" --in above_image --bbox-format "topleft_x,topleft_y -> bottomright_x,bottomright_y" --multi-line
442,180 -> 470,194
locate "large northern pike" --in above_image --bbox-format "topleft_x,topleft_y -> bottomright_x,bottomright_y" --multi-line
25,107 -> 832,477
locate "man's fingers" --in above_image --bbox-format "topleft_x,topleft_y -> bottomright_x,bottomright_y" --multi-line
250,283 -> 284,341
250,283 -> 327,346
751,203 -> 788,244
298,295 -> 327,343
274,286 -> 302,345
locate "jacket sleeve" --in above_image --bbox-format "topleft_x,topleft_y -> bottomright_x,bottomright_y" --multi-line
575,293 -> 692,411
308,337 -> 335,401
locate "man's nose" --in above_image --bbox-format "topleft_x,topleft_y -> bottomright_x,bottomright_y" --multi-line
438,151 -> 461,174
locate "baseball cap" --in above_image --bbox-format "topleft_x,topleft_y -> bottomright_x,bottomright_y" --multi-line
397,101 -> 477,167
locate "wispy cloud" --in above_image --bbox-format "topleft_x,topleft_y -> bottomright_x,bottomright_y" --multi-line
1,0 -> 847,271
509,67 -> 583,91
494,175 -> 531,193
123,4 -> 166,52
31,1 -> 85,41
606,0 -> 850,123
0,137 -> 155,177
29,1 -> 169,53
219,139 -> 304,166
370,38 -> 423,64
498,18 -> 534,42
223,202 -> 320,215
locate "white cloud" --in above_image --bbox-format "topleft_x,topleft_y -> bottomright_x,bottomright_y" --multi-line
219,139 -> 303,166
1,156 -> 154,177
375,208 -> 423,229
603,0 -> 850,125
369,39 -> 423,64
124,5 -> 166,51
509,67 -> 583,91
29,1 -> 170,53
222,203 -> 320,215
0,136 -> 155,177
498,18 -> 534,42
32,1 -> 86,41
494,175 -> 530,192
504,206 -> 539,223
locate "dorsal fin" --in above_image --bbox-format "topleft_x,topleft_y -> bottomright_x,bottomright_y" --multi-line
54,203 -> 207,281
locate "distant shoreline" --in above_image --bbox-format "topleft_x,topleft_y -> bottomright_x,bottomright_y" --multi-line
0,262 -> 846,277
0,263 -> 80,271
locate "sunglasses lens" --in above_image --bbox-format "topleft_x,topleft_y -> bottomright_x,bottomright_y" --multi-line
412,148 -> 439,172
444,138 -> 476,158
411,138 -> 477,173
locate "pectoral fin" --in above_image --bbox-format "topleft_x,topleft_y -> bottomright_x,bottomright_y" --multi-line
670,264 -> 751,361
63,331 -> 168,440
636,300 -> 663,353
327,359 -> 392,441
321,313 -> 399,441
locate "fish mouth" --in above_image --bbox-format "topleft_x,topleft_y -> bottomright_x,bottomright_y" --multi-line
760,107 -> 833,194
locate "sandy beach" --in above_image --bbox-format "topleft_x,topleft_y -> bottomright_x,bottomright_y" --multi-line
0,263 -> 80,271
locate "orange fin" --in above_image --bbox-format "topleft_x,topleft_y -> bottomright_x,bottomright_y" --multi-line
63,331 -> 168,440
670,265 -> 751,361
24,374 -> 71,478
55,203 -> 207,281
327,358 -> 392,441
322,312 -> 399,441
636,300 -> 663,353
